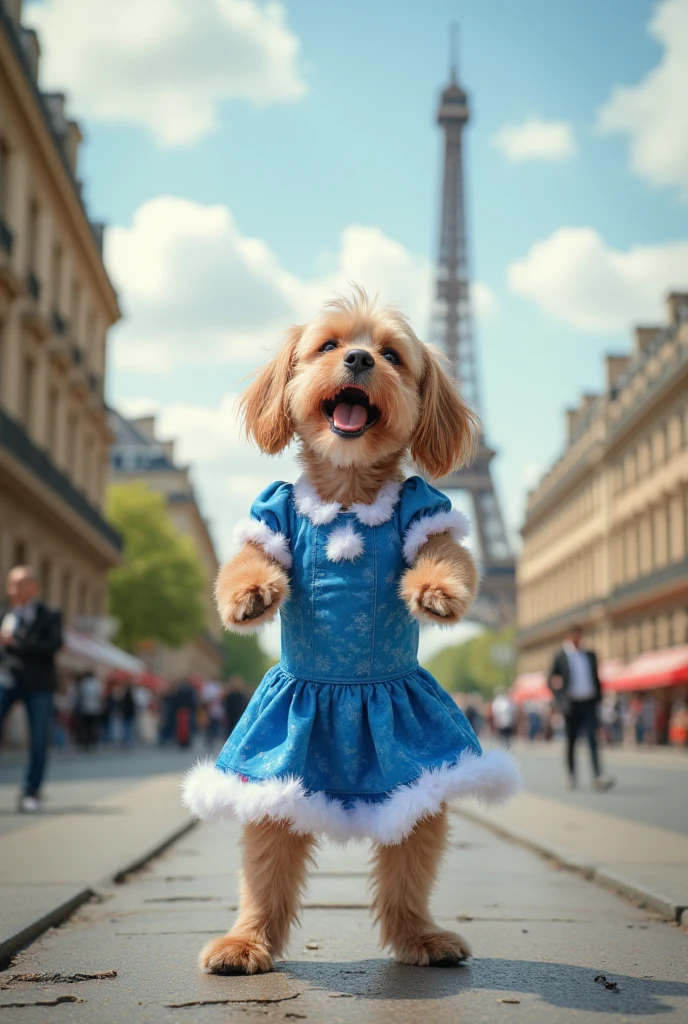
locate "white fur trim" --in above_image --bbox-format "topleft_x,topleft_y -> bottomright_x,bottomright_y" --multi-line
234,518 -> 292,569
326,523 -> 365,562
293,477 -> 341,525
350,480 -> 402,526
293,475 -> 402,528
402,508 -> 471,565
181,748 -> 521,846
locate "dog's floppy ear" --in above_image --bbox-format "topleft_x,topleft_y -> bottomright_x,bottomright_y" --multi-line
410,343 -> 479,479
240,325 -> 302,454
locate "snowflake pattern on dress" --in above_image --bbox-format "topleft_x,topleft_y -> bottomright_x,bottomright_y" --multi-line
215,476 -> 482,802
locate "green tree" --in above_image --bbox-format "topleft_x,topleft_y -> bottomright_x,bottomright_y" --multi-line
107,483 -> 206,652
221,632 -> 273,688
426,626 -> 517,697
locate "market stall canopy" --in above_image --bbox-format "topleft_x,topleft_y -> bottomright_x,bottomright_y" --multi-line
510,672 -> 550,704
604,644 -> 688,692
62,627 -> 147,677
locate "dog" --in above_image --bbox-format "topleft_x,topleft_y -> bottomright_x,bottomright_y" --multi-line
183,287 -> 519,974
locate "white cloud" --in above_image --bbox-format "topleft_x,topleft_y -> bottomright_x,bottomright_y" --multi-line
597,0 -> 688,198
491,118 -> 576,163
26,0 -> 306,146
507,226 -> 688,331
105,196 -> 497,372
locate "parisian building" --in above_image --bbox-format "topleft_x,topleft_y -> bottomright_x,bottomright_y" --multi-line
518,291 -> 688,673
108,410 -> 223,682
0,0 -> 121,619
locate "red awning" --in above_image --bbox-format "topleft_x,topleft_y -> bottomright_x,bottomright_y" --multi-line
605,644 -> 688,692
510,672 -> 551,704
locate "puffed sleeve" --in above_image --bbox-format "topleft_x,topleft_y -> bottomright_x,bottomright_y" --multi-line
399,476 -> 470,565
233,481 -> 293,569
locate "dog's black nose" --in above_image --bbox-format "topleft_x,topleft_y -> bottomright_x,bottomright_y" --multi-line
343,349 -> 375,374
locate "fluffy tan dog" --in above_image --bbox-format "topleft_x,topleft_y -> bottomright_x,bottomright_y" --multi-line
184,288 -> 518,975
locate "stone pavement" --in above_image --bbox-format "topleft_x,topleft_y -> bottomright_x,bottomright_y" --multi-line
458,741 -> 688,924
0,768 -> 192,966
1,808 -> 687,1023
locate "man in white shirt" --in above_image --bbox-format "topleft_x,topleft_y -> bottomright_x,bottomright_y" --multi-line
548,625 -> 614,791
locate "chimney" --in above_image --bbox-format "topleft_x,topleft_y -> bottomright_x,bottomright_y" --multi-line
132,416 -> 156,442
90,222 -> 105,255
566,409 -> 578,443
605,354 -> 630,394
64,120 -> 82,176
42,92 -> 68,142
633,326 -> 662,355
161,440 -> 175,463
666,292 -> 688,326
19,27 -> 40,80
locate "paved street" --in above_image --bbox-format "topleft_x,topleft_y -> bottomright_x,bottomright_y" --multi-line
2,807 -> 688,1023
508,742 -> 688,836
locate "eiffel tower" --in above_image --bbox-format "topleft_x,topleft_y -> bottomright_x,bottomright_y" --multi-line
429,42 -> 516,628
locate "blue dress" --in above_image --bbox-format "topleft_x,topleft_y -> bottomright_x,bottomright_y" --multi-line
183,476 -> 520,844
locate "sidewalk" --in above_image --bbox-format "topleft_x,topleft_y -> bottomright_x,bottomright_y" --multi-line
0,770 -> 192,966
1,809 -> 686,1022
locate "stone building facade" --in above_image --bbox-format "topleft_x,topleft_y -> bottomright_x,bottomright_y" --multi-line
0,0 -> 121,617
108,411 -> 223,681
517,292 -> 688,673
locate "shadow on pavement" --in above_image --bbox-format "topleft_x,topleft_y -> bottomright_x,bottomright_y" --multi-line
281,957 -> 688,1014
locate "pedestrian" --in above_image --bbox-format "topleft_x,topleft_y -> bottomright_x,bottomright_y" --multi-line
223,677 -> 249,738
172,679 -> 197,748
548,624 -> 614,791
119,684 -> 137,747
75,670 -> 103,750
491,689 -> 517,746
0,565 -> 63,812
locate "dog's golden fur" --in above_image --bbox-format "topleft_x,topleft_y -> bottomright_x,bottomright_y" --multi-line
206,289 -> 479,973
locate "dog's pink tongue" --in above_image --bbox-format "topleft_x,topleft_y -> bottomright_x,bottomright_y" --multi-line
333,402 -> 367,432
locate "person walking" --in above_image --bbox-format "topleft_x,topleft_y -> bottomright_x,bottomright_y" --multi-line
75,671 -> 103,750
0,565 -> 63,812
491,689 -> 517,746
548,625 -> 614,791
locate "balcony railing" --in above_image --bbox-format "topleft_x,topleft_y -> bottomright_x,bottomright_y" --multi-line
72,345 -> 83,366
0,408 -> 122,551
26,270 -> 41,301
0,216 -> 13,255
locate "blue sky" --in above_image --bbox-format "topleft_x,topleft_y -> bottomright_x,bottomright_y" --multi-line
27,0 -> 688,581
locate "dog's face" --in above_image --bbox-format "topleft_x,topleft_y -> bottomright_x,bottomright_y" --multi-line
241,292 -> 478,479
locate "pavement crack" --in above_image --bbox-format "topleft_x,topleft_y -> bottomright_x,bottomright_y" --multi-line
166,993 -> 301,1008
0,995 -> 84,1008
1,971 -> 116,987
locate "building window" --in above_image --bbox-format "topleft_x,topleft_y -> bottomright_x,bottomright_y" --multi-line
61,569 -> 71,618
77,580 -> 88,616
51,243 -> 63,312
70,279 -> 81,343
0,139 -> 10,218
22,356 -> 35,431
40,557 -> 52,600
27,199 -> 39,274
13,540 -> 27,567
66,412 -> 77,475
47,387 -> 59,457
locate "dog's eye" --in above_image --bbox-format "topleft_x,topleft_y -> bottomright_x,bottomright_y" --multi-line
319,339 -> 339,353
382,348 -> 401,365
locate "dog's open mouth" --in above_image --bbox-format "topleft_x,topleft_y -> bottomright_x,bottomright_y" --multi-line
322,386 -> 381,438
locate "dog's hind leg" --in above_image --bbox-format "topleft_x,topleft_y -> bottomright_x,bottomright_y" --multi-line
200,820 -> 317,974
370,806 -> 471,966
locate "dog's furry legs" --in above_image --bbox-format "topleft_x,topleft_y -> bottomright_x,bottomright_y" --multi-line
200,820 -> 317,974
370,806 -> 471,965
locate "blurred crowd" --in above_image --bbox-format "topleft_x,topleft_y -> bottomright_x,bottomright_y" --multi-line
456,689 -> 688,748
50,674 -> 251,753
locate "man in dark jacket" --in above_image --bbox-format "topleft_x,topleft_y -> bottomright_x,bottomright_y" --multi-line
548,624 -> 614,792
0,565 -> 63,812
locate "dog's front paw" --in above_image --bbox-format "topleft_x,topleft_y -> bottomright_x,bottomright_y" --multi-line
216,559 -> 289,631
401,560 -> 472,624
200,935 -> 274,975
393,928 -> 472,967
